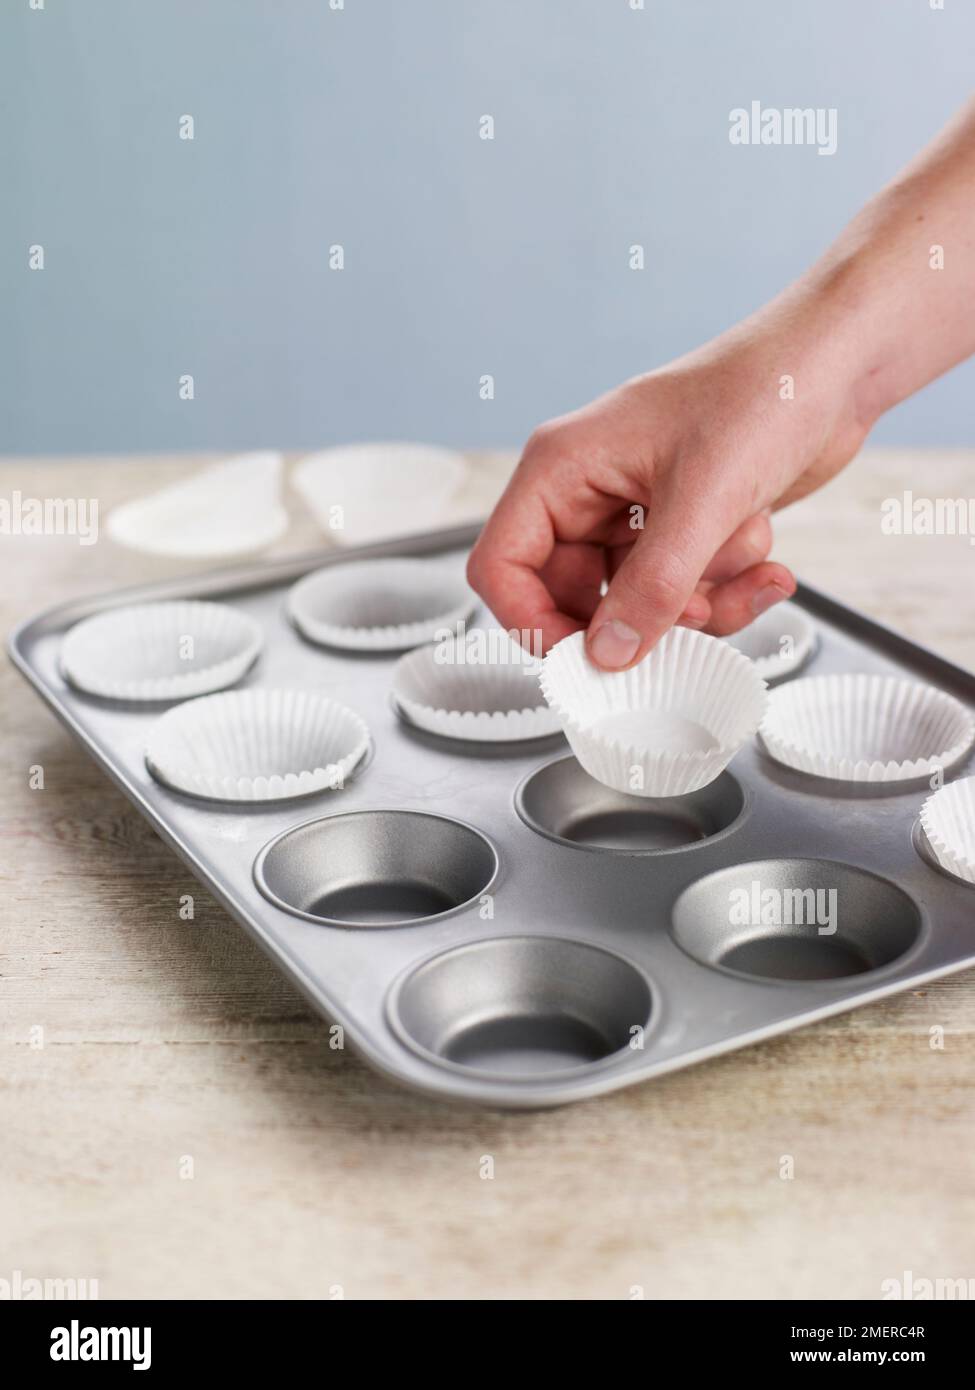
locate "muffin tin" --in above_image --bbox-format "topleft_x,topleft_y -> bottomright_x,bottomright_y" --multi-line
9,522 -> 975,1109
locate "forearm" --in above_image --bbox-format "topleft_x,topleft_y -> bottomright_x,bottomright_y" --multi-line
787,96 -> 975,428
665,96 -> 975,501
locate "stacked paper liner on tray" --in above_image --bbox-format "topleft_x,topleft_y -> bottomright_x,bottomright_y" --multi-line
540,627 -> 768,797
292,443 -> 468,546
60,600 -> 263,702
146,688 -> 370,802
392,630 -> 561,742
725,600 -> 816,682
107,452 -> 287,560
920,776 -> 975,884
287,558 -> 475,652
760,673 -> 975,783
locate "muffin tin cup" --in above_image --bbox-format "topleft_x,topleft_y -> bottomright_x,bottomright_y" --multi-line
145,688 -> 370,803
60,600 -> 263,702
386,935 -> 655,1081
516,755 -> 747,854
254,809 -> 498,927
540,627 -> 768,797
287,557 -> 475,652
391,631 -> 561,742
672,858 -> 924,984
761,673 -> 975,784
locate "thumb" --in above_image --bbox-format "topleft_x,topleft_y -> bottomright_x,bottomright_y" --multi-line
587,486 -> 740,670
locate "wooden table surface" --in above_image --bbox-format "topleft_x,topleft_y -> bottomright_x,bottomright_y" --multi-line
2,449 -> 973,1300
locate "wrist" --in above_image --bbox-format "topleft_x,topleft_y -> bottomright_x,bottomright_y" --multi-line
792,251 -> 901,432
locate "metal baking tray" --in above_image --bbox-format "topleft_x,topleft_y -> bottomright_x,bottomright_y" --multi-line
9,522 -> 975,1109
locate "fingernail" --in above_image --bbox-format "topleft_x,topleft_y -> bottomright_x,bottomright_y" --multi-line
751,583 -> 789,617
588,618 -> 641,669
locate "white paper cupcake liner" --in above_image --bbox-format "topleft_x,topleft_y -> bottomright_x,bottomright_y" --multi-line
292,442 -> 468,546
761,673 -> 975,782
920,776 -> 975,884
540,628 -> 768,797
146,688 -> 370,802
287,558 -> 476,652
60,601 -> 263,702
107,452 -> 287,560
392,630 -> 561,742
725,600 -> 816,682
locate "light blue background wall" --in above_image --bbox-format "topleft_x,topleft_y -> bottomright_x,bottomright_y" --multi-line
2,0 -> 973,455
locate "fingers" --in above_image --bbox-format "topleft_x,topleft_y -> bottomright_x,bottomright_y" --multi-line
607,509 -> 772,590
585,477 -> 742,669
701,511 -> 772,583
607,542 -> 711,629
679,590 -> 712,628
467,547 -> 584,653
468,430 -> 649,652
538,543 -> 606,625
466,467 -> 574,653
702,561 -> 796,636
468,416 -> 783,667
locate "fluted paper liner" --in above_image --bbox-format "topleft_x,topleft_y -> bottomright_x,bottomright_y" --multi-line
920,776 -> 975,884
107,452 -> 287,560
146,688 -> 370,802
392,630 -> 560,741
725,600 -> 816,682
761,673 -> 975,782
292,442 -> 468,546
288,558 -> 475,652
540,628 -> 768,797
61,601 -> 263,702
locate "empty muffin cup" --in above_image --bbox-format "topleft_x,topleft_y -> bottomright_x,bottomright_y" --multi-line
287,558 -> 476,652
760,673 -> 975,783
392,630 -> 561,741
540,627 -> 768,796
254,810 -> 498,926
516,755 -> 745,853
146,688 -> 370,802
60,600 -> 263,702
387,935 -> 653,1078
725,600 -> 816,683
672,858 -> 922,983
918,776 -> 975,884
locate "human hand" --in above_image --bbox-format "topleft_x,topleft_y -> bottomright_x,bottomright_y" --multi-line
467,312 -> 869,669
469,94 -> 975,671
